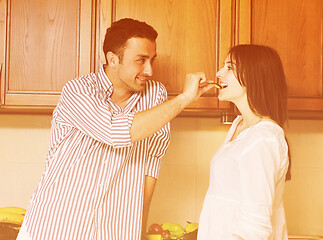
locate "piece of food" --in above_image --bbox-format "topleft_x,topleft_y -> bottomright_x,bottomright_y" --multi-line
145,234 -> 162,240
0,210 -> 25,225
0,207 -> 26,215
148,223 -> 164,234
161,222 -> 185,238
214,83 -> 222,89
184,222 -> 198,233
161,229 -> 171,240
199,80 -> 223,89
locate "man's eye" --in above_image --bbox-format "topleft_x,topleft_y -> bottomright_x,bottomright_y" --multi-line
138,59 -> 145,63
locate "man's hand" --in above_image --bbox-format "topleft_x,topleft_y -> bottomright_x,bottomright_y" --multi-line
180,72 -> 216,104
131,72 -> 215,142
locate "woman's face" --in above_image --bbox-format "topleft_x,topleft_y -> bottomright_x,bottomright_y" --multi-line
216,55 -> 246,104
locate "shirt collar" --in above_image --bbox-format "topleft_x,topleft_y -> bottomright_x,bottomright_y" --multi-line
97,65 -> 142,112
97,65 -> 113,96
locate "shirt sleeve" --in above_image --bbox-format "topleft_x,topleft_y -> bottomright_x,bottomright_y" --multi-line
233,137 -> 281,240
145,83 -> 171,179
56,79 -> 134,148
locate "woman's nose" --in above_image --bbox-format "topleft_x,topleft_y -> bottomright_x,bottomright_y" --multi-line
216,67 -> 224,78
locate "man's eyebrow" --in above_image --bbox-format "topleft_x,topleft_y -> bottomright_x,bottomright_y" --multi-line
137,54 -> 157,59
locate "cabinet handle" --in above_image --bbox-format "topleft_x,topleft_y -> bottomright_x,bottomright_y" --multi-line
0,63 -> 2,81
0,63 -> 2,106
0,63 -> 2,82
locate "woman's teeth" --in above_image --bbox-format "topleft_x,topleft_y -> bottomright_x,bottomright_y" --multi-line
220,83 -> 228,88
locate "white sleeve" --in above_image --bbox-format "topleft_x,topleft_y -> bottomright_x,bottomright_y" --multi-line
233,138 -> 281,240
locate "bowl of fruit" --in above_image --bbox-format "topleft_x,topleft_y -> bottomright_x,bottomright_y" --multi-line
145,221 -> 198,240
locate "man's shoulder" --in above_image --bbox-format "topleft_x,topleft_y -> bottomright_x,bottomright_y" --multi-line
144,80 -> 167,95
63,72 -> 98,93
138,80 -> 168,108
67,72 -> 97,86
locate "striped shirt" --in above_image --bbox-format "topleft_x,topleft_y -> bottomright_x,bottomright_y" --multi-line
23,66 -> 171,240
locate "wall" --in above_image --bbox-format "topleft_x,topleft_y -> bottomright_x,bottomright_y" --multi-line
0,114 -> 322,235
0,114 -> 51,206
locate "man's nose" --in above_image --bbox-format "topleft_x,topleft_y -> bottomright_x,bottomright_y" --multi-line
143,62 -> 153,76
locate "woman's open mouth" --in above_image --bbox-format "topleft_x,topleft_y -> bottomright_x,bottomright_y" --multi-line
219,82 -> 228,89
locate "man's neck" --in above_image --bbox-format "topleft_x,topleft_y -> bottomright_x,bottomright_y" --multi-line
110,91 -> 133,109
105,66 -> 133,109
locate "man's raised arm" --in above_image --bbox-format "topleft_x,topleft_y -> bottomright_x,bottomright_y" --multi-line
130,72 -> 214,142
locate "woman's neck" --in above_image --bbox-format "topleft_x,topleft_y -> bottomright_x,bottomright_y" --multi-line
233,95 -> 263,130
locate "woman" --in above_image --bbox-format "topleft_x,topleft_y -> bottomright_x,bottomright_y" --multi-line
197,44 -> 291,240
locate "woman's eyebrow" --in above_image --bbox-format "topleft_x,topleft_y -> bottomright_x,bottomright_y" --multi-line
225,60 -> 236,65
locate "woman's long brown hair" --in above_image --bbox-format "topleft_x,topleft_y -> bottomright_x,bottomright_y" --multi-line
229,44 -> 291,180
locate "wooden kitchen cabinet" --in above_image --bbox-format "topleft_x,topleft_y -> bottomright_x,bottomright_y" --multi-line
0,0 -> 95,112
114,0 -> 323,117
1,0 -> 250,115
1,0 -> 321,118
251,0 -> 323,117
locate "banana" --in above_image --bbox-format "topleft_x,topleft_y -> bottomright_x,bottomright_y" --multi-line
0,206 -> 26,215
0,211 -> 24,225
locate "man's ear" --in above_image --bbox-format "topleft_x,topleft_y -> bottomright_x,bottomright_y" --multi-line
106,52 -> 119,67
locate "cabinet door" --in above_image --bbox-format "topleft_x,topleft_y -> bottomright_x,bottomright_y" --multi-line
251,0 -> 323,115
114,0 -> 250,115
0,0 -> 6,106
93,0 -> 112,72
0,0 -> 93,111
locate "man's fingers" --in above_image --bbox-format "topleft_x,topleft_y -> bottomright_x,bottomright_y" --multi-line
199,80 -> 215,88
199,75 -> 207,84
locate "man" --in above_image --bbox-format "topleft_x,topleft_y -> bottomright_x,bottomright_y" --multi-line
17,18 -> 214,240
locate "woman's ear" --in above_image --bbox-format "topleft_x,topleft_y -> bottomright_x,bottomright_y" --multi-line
106,52 -> 119,67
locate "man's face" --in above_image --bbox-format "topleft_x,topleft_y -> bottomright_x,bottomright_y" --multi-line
116,37 -> 157,93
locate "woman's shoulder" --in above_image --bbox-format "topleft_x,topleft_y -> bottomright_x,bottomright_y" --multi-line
255,120 -> 285,140
243,121 -> 287,155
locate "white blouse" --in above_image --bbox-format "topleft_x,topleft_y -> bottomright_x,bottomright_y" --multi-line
198,116 -> 289,240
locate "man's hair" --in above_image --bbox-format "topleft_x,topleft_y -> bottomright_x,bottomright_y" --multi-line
228,44 -> 288,127
103,18 -> 158,64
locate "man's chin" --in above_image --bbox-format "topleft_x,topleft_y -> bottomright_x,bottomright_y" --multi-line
130,85 -> 145,93
138,85 -> 146,92
135,80 -> 147,91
